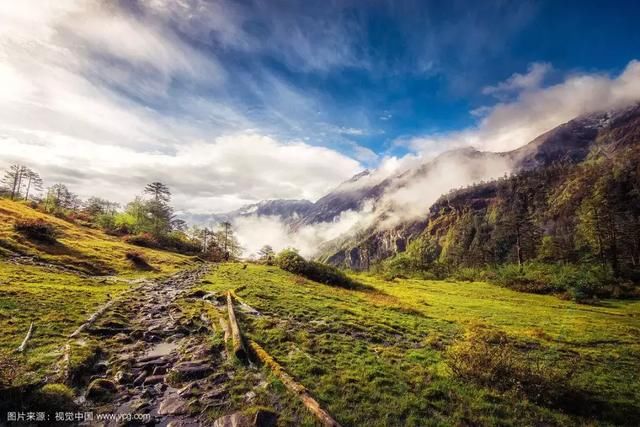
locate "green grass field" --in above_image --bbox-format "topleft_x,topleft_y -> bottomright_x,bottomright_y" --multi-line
0,262 -> 132,381
196,263 -> 640,426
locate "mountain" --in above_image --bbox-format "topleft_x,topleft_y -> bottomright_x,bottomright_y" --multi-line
318,103 -> 640,269
182,199 -> 314,226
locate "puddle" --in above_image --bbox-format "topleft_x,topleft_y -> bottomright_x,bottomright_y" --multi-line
145,342 -> 178,358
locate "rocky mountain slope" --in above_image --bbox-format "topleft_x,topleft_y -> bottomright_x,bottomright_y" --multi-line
319,103 -> 640,269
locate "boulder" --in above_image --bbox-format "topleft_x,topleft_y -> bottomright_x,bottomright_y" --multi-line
86,379 -> 117,402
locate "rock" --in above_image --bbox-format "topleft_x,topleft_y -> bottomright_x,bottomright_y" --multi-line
154,383 -> 167,393
113,332 -> 132,343
157,395 -> 188,416
212,412 -> 251,427
133,372 -> 147,386
173,365 -> 212,380
202,385 -> 227,400
143,375 -> 165,386
94,360 -> 109,372
114,370 -> 132,384
244,391 -> 256,402
86,379 -> 117,402
253,409 -> 278,427
177,382 -> 200,398
186,289 -> 207,298
129,398 -> 150,411
152,366 -> 167,375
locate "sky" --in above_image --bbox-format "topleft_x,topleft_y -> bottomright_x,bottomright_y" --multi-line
1,0 -> 640,214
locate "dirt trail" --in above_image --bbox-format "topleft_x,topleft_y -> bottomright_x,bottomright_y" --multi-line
71,264 -> 236,426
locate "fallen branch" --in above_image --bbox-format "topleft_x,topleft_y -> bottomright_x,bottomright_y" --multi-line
229,289 -> 260,315
249,340 -> 342,427
226,291 -> 248,361
16,322 -> 34,352
68,298 -> 115,338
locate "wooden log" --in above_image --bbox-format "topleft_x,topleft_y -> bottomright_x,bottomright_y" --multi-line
68,298 -> 115,338
229,290 -> 260,315
226,291 -> 247,361
249,340 -> 342,427
16,322 -> 34,352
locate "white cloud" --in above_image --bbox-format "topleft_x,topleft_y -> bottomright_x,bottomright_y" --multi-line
0,133 -> 361,212
483,62 -> 551,97
0,1 -> 364,214
406,60 -> 640,154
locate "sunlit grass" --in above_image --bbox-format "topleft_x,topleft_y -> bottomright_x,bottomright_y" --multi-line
0,198 -> 193,276
196,263 -> 640,426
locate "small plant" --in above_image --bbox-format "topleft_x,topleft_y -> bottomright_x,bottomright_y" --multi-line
14,218 -> 58,243
0,352 -> 21,388
446,324 -> 576,406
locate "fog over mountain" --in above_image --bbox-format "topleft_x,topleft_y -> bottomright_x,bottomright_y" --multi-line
215,102 -> 640,258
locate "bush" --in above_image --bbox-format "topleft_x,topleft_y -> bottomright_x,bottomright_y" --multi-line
125,251 -> 153,270
276,249 -> 357,289
494,262 -> 613,300
446,324 -> 576,406
124,232 -> 200,255
124,232 -> 159,249
14,219 -> 58,243
275,249 -> 308,274
305,261 -> 356,288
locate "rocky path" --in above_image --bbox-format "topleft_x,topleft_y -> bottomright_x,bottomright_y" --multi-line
72,264 -> 241,426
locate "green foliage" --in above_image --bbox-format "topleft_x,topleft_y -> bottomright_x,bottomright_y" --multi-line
276,249 -> 357,288
493,262 -> 614,300
275,249 -> 307,274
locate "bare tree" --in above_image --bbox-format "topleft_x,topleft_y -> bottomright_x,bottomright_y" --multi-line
2,164 -> 26,200
23,169 -> 43,201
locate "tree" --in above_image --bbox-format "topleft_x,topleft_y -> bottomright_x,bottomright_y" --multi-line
144,182 -> 171,203
215,221 -> 242,260
2,164 -> 26,200
23,169 -> 43,201
258,245 -> 275,263
45,184 -> 80,212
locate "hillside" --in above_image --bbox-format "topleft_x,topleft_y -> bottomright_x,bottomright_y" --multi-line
321,103 -> 640,271
0,199 -> 194,276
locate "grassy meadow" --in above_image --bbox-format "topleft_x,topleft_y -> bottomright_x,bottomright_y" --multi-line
195,263 -> 640,426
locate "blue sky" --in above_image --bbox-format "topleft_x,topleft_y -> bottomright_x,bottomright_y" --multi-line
115,0 -> 640,162
1,1 -> 639,213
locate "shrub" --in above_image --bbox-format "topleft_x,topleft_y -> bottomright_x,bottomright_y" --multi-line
446,324 -> 576,406
124,232 -> 159,248
275,249 -> 308,274
14,219 -> 58,243
305,261 -> 356,289
276,249 -> 358,288
125,251 -> 153,270
493,262 -> 613,300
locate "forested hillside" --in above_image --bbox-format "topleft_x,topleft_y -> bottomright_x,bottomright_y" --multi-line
324,104 -> 640,299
